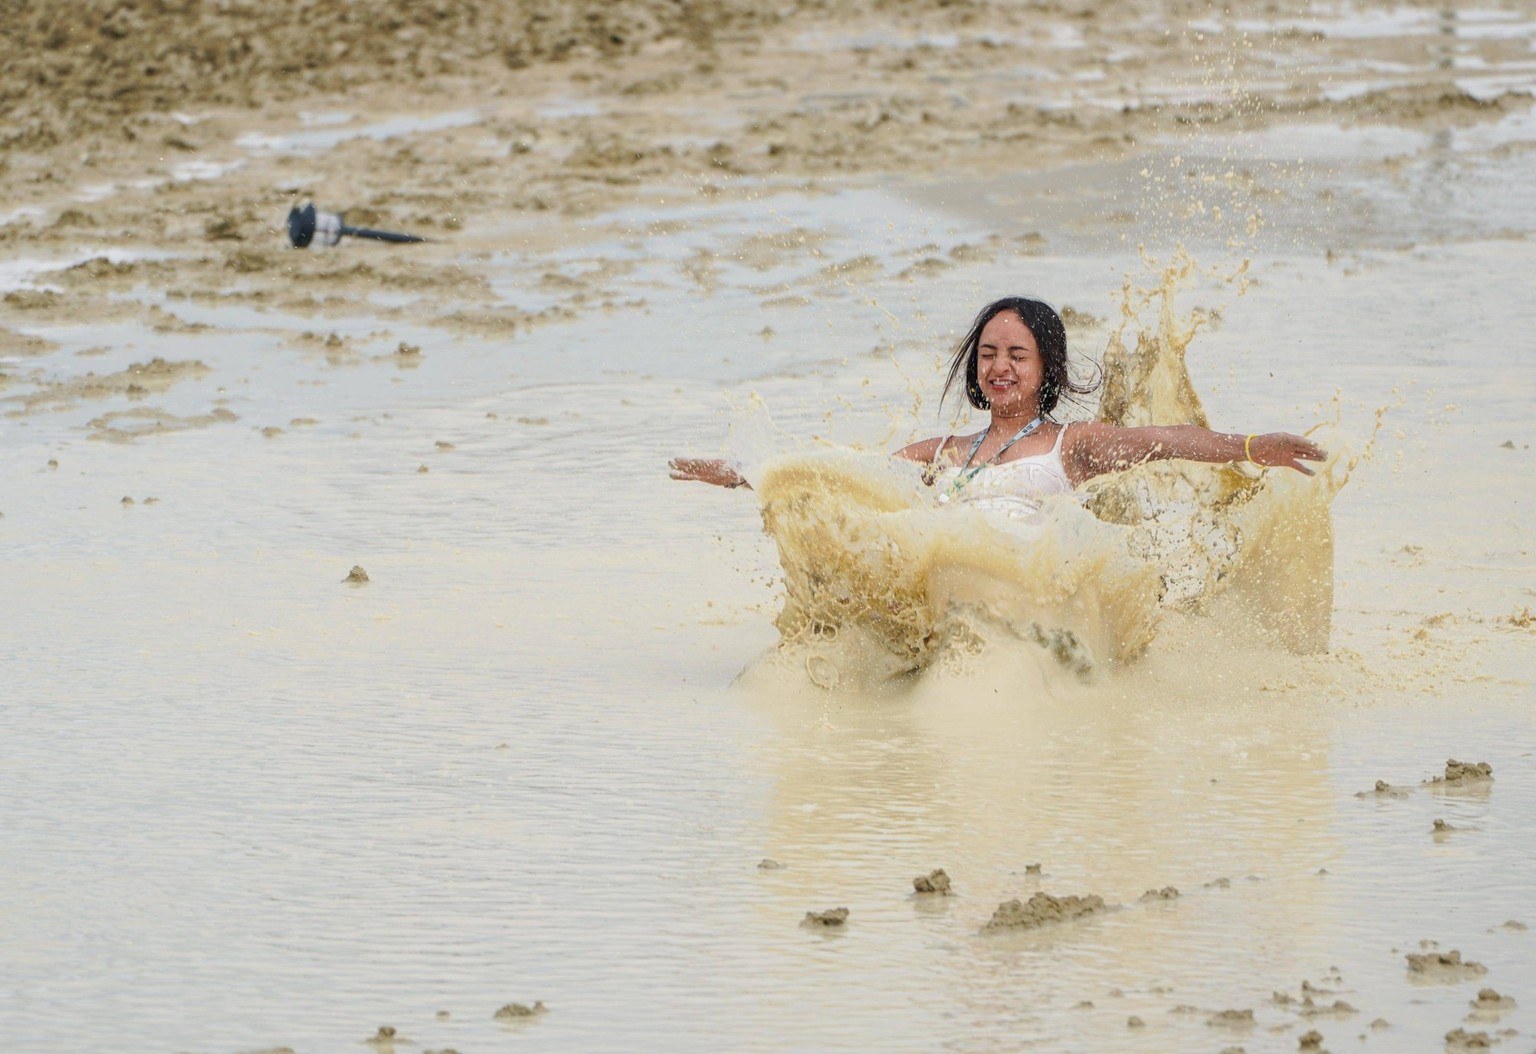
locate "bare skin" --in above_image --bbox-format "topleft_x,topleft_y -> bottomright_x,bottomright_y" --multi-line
669,309 -> 1326,489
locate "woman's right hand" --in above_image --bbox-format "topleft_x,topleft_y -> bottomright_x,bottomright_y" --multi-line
668,457 -> 749,489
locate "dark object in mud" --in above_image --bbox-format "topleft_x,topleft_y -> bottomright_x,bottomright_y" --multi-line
913,868 -> 951,895
1405,949 -> 1486,976
494,1001 -> 547,1019
344,565 -> 370,584
286,202 -> 426,249
1427,759 -> 1493,786
982,891 -> 1106,933
803,907 -> 849,926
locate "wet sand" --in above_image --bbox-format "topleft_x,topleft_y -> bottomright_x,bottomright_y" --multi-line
3,1 -> 1534,1051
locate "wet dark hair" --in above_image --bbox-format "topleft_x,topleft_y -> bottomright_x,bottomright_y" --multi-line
941,296 -> 1098,418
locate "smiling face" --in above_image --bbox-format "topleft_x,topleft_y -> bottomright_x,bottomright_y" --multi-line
975,310 -> 1045,417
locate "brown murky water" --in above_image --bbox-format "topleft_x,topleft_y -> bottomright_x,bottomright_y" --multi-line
2,2 -> 1534,1051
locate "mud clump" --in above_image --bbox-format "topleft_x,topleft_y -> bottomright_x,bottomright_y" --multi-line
1428,760 -> 1493,787
756,858 -> 782,870
1445,1028 -> 1492,1051
802,907 -> 849,927
1208,1008 -> 1255,1027
1298,997 -> 1357,1018
1469,988 -> 1517,1015
1356,779 -> 1411,799
913,868 -> 951,895
1298,1029 -> 1326,1050
1406,949 -> 1487,980
982,891 -> 1107,933
1,1 -> 793,148
344,565 -> 370,584
493,1001 -> 547,1020
1139,885 -> 1179,902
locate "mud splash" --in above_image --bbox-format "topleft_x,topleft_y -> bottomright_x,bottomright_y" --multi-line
750,255 -> 1351,689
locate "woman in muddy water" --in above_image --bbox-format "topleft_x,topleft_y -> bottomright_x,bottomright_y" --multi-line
669,296 -> 1326,508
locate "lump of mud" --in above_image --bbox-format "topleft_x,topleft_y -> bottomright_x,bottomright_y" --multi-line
981,891 -> 1106,933
1445,1028 -> 1492,1051
1469,988 -> 1517,1013
802,907 -> 848,927
344,565 -> 370,584
493,1001 -> 547,1020
1406,950 -> 1487,980
1208,1008 -> 1255,1027
1356,779 -> 1411,799
1024,863 -> 1042,875
3,289 -> 60,310
1427,760 -> 1493,787
756,858 -> 783,870
1297,1029 -> 1325,1050
364,1026 -> 403,1046
1298,997 -> 1357,1018
913,868 -> 951,895
1139,886 -> 1179,902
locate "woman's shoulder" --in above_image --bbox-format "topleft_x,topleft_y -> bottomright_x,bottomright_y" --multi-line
893,434 -> 957,463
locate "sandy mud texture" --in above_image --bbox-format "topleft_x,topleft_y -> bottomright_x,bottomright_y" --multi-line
1406,950 -> 1488,982
803,907 -> 850,927
1427,760 -> 1494,787
913,868 -> 951,895
981,891 -> 1107,933
493,1000 -> 547,1019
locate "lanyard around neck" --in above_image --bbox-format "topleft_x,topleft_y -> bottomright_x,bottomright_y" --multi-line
939,415 -> 1044,503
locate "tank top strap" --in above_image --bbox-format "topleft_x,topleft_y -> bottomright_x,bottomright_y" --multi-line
1051,421 -> 1069,454
924,435 -> 955,485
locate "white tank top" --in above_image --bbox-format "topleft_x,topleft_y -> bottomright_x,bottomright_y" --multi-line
931,423 -> 1074,520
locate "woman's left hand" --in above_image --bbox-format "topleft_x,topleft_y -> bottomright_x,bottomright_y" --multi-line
668,457 -> 749,488
1247,433 -> 1327,475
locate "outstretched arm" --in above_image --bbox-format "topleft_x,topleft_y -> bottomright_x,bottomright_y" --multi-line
1066,423 -> 1326,484
891,436 -> 947,464
668,457 -> 751,489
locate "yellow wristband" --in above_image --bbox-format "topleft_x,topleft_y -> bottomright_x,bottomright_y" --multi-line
1244,434 -> 1257,465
